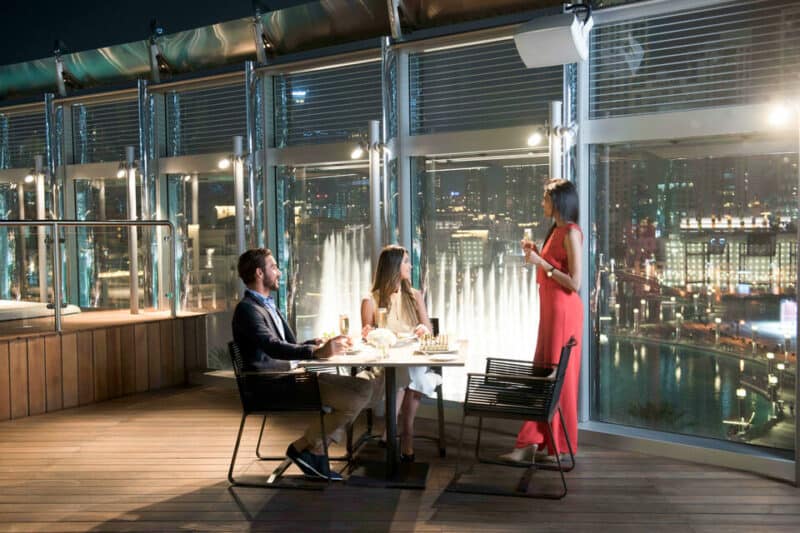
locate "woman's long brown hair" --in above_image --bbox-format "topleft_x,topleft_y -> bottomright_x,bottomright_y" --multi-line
370,245 -> 419,325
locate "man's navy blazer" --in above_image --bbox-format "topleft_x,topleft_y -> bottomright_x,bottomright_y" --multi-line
231,291 -> 316,371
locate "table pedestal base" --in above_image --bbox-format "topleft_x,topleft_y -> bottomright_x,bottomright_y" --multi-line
346,460 -> 429,489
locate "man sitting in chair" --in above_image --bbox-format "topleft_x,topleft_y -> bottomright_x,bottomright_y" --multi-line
232,248 -> 382,481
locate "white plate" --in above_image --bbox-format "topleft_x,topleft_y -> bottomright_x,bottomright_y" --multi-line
428,352 -> 459,362
394,336 -> 417,347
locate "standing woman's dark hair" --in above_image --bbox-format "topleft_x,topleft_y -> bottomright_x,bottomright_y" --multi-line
542,179 -> 579,246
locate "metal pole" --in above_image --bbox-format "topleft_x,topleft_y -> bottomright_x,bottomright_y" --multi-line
35,155 -> 47,304
233,135 -> 246,254
380,37 -> 392,244
126,146 -> 139,314
53,222 -> 61,331
795,117 -> 800,487
369,120 -> 382,267
549,100 -> 563,179
395,48 -> 412,251
245,61 -> 257,250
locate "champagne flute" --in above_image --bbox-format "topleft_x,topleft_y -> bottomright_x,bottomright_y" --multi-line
339,314 -> 350,336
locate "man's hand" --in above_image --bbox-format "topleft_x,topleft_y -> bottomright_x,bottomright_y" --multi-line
313,335 -> 352,359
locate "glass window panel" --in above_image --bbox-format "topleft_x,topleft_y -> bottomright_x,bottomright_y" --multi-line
166,172 -> 240,369
74,178 -> 135,309
590,136 -> 797,452
0,110 -> 46,169
409,41 -> 562,135
274,61 -> 382,147
276,164 -> 372,340
71,100 -> 139,164
165,83 -> 246,156
590,0 -> 800,118
412,149 -> 550,401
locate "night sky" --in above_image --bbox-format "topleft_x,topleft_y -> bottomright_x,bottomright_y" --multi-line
0,0 -> 313,67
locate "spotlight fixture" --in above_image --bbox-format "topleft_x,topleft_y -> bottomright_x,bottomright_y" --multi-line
218,157 -> 232,170
116,162 -> 126,179
527,131 -> 544,146
24,171 -> 35,184
252,2 -> 276,65
350,141 -> 367,160
767,103 -> 791,128
148,18 -> 173,82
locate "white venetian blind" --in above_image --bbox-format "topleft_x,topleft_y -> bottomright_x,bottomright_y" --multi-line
590,0 -> 800,118
409,39 -> 563,135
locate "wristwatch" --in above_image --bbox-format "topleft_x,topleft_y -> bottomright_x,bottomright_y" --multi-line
546,264 -> 555,277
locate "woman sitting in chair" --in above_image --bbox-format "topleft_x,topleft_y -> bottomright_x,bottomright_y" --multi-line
361,245 -> 440,463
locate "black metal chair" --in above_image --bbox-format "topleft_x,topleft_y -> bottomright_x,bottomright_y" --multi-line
227,341 -> 332,489
448,337 -> 577,499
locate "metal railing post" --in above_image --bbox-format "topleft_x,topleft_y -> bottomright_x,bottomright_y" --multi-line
53,221 -> 62,332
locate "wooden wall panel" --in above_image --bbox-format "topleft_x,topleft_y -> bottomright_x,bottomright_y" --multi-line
61,333 -> 78,408
44,336 -> 62,412
26,338 -> 46,416
196,316 -> 207,370
120,325 -> 136,395
106,327 -> 122,398
0,342 -> 10,421
147,322 -> 161,389
9,340 -> 28,419
0,316 -> 203,422
172,319 -> 185,385
134,324 -> 148,393
76,331 -> 94,406
183,318 -> 197,372
92,330 -> 108,402
159,321 -> 174,386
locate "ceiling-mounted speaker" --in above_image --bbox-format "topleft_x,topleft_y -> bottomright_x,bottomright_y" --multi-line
514,12 -> 594,69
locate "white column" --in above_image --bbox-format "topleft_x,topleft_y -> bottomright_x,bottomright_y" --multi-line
35,155 -> 47,304
126,146 -> 139,314
368,120 -> 382,266
549,100 -> 563,179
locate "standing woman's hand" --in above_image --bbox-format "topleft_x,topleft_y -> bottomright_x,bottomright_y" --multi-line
521,239 -> 539,265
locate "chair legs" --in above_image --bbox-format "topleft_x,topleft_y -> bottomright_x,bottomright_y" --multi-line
228,413 -> 324,490
447,412 -> 574,499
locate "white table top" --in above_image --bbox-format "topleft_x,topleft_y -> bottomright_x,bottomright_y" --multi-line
297,338 -> 467,368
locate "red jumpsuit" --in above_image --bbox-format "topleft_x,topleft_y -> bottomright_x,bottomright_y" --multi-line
515,222 -> 583,455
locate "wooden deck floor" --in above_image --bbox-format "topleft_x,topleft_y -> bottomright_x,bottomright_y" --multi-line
0,385 -> 797,532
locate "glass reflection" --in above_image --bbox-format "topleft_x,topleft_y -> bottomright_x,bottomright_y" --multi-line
277,165 -> 371,339
591,137 -> 797,451
412,149 -> 550,400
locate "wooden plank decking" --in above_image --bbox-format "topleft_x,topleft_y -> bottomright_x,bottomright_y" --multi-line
0,385 -> 797,532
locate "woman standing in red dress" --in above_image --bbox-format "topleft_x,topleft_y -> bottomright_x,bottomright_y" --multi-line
500,179 -> 583,463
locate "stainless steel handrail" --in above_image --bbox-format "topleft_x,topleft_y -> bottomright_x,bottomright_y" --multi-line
0,219 -> 179,331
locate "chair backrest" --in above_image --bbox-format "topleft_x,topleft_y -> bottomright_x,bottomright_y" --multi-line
463,336 -> 576,422
228,341 -> 323,414
545,336 -> 576,419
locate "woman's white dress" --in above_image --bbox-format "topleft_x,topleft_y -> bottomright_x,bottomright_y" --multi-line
374,291 -> 442,398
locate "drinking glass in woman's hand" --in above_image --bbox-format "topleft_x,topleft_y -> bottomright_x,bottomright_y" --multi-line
520,238 -> 537,252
